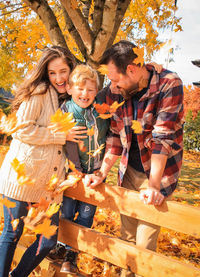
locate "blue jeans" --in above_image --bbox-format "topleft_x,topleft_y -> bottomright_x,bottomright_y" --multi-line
0,196 -> 59,277
61,196 -> 96,229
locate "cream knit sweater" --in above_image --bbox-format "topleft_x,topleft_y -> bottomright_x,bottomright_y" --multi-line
0,84 -> 67,203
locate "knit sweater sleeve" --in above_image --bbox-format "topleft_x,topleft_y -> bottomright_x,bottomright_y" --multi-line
12,94 -> 66,145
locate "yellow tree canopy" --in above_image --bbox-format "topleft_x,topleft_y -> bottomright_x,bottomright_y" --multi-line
0,0 -> 182,90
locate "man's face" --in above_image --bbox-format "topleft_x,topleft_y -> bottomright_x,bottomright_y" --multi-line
107,61 -> 139,99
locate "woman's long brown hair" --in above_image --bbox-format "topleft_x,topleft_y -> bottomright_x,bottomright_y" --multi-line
12,46 -> 75,111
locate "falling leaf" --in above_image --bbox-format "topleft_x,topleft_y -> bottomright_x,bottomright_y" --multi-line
33,198 -> 50,211
131,120 -> 143,134
109,101 -> 125,113
78,140 -> 87,152
133,47 -> 144,67
11,158 -> 25,177
27,207 -> 38,219
87,127 -> 95,136
56,173 -> 81,193
11,158 -> 35,186
93,103 -> 110,114
46,203 -> 60,218
0,112 -> 26,136
46,174 -> 59,192
0,197 -> 16,208
87,143 -> 105,157
11,218 -> 19,231
98,114 -> 113,119
34,218 -> 57,239
97,64 -> 109,75
49,109 -> 76,135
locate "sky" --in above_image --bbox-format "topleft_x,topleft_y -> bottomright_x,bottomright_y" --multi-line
153,0 -> 200,86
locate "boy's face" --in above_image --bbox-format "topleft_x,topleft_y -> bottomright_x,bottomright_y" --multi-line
67,79 -> 98,108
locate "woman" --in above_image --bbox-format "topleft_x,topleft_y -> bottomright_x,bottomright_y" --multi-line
0,46 -> 81,277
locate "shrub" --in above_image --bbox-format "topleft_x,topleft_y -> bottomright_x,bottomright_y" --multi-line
184,110 -> 200,151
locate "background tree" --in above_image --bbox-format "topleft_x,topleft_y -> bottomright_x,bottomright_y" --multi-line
0,0 -> 182,90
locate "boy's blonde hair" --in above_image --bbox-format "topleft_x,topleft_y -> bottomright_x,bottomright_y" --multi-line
68,64 -> 99,88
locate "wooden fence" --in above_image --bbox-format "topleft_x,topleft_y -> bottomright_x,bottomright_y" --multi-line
1,182 -> 200,276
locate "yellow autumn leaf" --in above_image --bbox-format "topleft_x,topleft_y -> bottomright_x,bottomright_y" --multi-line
0,197 -> 16,208
33,218 -> 57,239
133,47 -> 144,67
110,101 -> 125,113
0,112 -> 26,136
46,203 -> 60,218
87,143 -> 105,157
56,173 -> 81,193
49,109 -> 76,135
46,174 -> 59,192
98,114 -> 113,119
11,158 -> 25,176
17,175 -> 35,186
97,64 -> 109,75
11,218 -> 19,231
131,120 -> 143,134
87,127 -> 95,136
27,207 -> 38,219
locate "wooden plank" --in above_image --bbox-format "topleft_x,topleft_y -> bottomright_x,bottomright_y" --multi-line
58,219 -> 200,277
64,182 -> 200,237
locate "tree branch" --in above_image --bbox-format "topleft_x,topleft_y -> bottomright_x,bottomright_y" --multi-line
91,0 -> 131,62
60,0 -> 93,55
23,0 -> 68,49
61,4 -> 87,61
92,0 -> 105,36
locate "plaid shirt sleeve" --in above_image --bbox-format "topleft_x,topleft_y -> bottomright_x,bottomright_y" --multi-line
150,73 -> 184,155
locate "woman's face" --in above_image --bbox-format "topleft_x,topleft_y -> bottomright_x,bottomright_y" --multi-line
48,57 -> 71,94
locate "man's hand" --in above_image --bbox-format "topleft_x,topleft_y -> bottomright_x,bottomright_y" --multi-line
83,173 -> 104,189
140,188 -> 165,206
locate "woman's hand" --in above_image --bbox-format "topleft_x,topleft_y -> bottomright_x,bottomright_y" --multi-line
66,126 -> 87,143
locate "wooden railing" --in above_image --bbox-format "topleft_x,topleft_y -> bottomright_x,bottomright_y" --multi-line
1,182 -> 200,276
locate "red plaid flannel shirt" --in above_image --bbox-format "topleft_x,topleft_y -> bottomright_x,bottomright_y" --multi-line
101,66 -> 184,196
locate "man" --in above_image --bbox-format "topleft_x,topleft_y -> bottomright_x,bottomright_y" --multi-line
84,40 -> 184,276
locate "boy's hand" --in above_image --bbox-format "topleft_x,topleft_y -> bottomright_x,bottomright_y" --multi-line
66,126 -> 87,142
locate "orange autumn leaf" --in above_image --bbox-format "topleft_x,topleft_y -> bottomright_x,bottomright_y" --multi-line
49,109 -> 76,135
98,114 -> 113,119
68,160 -> 81,174
78,140 -> 87,152
46,174 -> 59,192
17,175 -> 35,186
133,47 -> 144,67
87,127 -> 94,136
131,120 -> 143,134
46,203 -> 60,218
11,158 -> 25,176
56,173 -> 81,193
33,198 -> 50,211
33,218 -> 57,239
87,143 -> 105,157
27,207 -> 38,219
110,101 -> 125,113
0,112 -> 26,136
11,218 -> 19,231
97,64 -> 109,75
93,103 -> 110,114
0,197 -> 16,208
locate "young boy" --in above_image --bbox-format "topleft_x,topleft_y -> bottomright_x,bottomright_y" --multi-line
60,64 -> 109,273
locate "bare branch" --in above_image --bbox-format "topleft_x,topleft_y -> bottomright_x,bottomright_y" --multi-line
0,6 -> 27,17
60,0 -> 93,55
